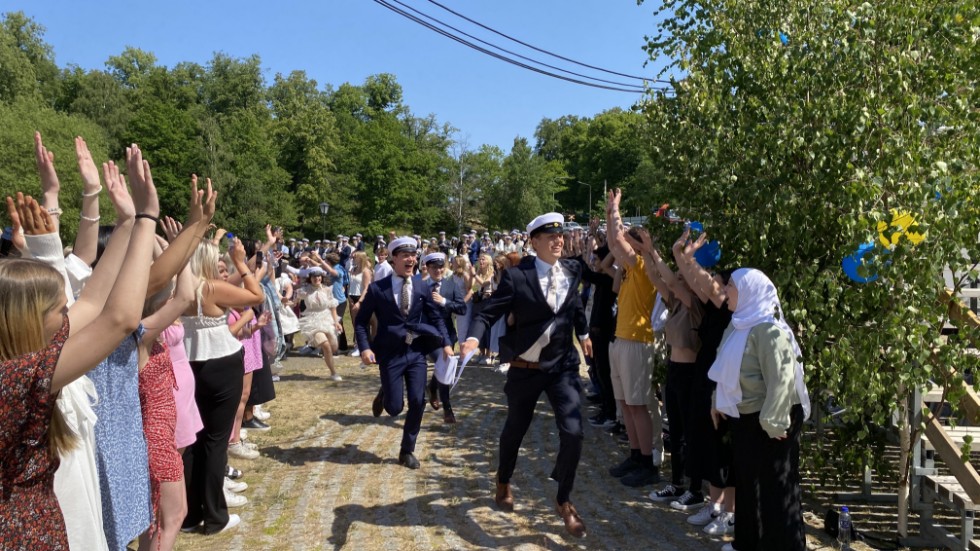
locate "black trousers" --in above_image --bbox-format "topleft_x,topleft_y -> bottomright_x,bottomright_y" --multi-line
183,350 -> 244,533
498,367 -> 583,504
591,328 -> 616,420
664,361 -> 697,486
731,404 -> 805,551
684,363 -> 722,488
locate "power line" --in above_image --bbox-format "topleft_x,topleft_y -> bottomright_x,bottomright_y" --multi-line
371,0 -> 673,94
386,0 -> 647,90
425,0 -> 671,84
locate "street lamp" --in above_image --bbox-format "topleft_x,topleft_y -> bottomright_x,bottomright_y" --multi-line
318,202 -> 329,242
577,181 -> 592,216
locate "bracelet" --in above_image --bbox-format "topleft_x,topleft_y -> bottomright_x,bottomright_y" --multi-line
81,187 -> 102,198
135,213 -> 160,224
46,207 -> 63,216
80,214 -> 101,222
242,271 -> 254,278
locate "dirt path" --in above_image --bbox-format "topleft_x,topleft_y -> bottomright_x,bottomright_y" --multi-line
174,353 -> 849,551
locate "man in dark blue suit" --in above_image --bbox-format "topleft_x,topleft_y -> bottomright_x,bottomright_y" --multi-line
420,252 -> 468,423
461,212 -> 593,538
354,237 -> 453,469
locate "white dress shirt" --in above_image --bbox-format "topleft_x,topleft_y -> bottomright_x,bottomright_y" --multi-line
392,273 -> 412,311
520,258 -> 571,362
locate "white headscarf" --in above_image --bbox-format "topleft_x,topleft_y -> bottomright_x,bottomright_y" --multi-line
707,268 -> 811,420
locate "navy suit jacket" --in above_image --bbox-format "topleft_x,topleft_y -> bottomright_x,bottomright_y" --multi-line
354,273 -> 452,365
422,276 -> 468,346
468,256 -> 588,373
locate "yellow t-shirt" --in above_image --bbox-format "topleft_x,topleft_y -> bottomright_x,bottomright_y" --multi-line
615,255 -> 656,343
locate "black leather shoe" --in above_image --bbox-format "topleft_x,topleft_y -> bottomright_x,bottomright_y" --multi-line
372,388 -> 384,417
398,452 -> 420,469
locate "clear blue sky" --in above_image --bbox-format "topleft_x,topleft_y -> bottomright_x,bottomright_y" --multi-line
10,0 -> 671,152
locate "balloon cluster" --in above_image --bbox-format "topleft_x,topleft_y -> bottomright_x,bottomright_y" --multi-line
842,209 -> 926,284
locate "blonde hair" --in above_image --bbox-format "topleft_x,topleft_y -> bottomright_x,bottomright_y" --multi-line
451,255 -> 470,278
190,241 -> 221,282
0,258 -> 77,456
352,251 -> 373,273
476,253 -> 494,281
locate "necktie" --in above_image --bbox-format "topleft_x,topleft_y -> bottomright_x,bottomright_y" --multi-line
547,263 -> 560,312
400,276 -> 411,316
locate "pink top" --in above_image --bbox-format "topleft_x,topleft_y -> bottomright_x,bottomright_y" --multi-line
162,325 -> 203,449
228,309 -> 262,374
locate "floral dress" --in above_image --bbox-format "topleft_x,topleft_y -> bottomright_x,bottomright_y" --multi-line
0,318 -> 71,550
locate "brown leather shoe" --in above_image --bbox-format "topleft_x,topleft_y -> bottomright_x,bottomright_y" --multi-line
428,380 -> 441,411
372,388 -> 384,418
556,501 -> 586,538
494,482 -> 514,512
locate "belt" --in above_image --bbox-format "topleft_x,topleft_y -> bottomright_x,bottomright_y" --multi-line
510,359 -> 541,370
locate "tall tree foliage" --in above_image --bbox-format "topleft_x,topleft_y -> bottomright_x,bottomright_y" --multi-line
640,0 -> 980,497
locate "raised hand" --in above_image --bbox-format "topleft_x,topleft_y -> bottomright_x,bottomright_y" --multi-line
125,145 -> 160,217
606,188 -> 622,216
161,216 -> 183,242
74,136 -> 102,193
4,196 -> 26,251
103,161 -> 135,221
186,174 -> 205,225
256,311 -> 272,329
15,193 -> 57,235
265,224 -> 275,245
201,178 -> 216,222
34,132 -> 61,196
229,237 -> 246,265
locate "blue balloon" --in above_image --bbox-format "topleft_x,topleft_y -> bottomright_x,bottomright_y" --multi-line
841,242 -> 880,283
688,221 -> 704,233
694,239 -> 722,268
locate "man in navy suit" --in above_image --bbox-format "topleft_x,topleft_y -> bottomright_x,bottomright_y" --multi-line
461,212 -> 593,538
354,237 -> 453,469
421,252 -> 468,423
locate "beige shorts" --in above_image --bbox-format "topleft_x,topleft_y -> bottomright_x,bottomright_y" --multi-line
609,337 -> 655,406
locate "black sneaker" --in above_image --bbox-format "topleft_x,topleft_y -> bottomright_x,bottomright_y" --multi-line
621,466 -> 661,487
607,422 -> 625,435
649,483 -> 686,502
670,490 -> 706,511
242,418 -> 271,431
608,457 -> 643,478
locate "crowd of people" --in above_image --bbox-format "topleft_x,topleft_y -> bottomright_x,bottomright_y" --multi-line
1,134 -> 810,551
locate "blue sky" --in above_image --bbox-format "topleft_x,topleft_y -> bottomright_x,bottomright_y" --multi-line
11,0 -> 671,152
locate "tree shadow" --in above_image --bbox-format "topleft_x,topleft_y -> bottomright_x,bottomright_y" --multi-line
261,443 -> 384,467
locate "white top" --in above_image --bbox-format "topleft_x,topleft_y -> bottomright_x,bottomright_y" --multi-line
348,270 -> 366,296
181,287 -> 243,361
375,260 -> 393,281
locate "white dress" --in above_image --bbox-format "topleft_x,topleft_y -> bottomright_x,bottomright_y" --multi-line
296,284 -> 339,348
276,274 -> 300,335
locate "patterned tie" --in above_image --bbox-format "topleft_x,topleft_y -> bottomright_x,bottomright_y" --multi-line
400,276 -> 411,316
547,263 -> 560,312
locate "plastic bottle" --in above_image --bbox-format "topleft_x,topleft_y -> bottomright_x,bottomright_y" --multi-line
837,506 -> 852,550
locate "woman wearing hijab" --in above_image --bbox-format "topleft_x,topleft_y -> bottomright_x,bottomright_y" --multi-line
708,268 -> 810,551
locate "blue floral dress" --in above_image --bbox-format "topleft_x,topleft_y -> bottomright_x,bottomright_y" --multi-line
87,326 -> 152,550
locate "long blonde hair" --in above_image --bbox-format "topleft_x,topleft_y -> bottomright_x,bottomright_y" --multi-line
190,241 -> 221,282
452,255 -> 470,278
352,251 -> 373,273
475,253 -> 494,281
0,258 -> 77,456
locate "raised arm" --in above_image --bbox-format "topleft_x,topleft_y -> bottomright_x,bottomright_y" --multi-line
142,261 -> 196,344
673,230 -> 727,308
72,136 -> 103,265
205,238 -> 265,309
55,145 -> 159,393
147,175 -> 215,295
605,187 -> 637,269
35,132 -> 62,232
67,160 -> 136,329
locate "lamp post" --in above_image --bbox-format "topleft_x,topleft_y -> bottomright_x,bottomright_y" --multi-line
318,202 -> 329,242
577,181 -> 592,217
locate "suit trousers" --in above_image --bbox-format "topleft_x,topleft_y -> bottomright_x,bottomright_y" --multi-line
731,404 -> 805,551
497,367 -> 584,504
379,350 -> 428,454
183,350 -> 244,533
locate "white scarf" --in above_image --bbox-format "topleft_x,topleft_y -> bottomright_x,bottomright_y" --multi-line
707,268 -> 811,420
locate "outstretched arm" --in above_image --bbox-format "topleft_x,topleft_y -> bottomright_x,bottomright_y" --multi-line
72,136 -> 103,265
147,175 -> 215,296
605,187 -> 637,269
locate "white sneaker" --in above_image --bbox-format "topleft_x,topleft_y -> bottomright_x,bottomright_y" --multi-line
704,511 -> 735,536
349,348 -> 360,357
331,374 -> 343,382
221,513 -> 241,532
720,543 -> 735,551
223,489 -> 248,508
224,478 -> 248,493
497,363 -> 510,373
239,428 -> 248,441
688,503 -> 721,526
228,441 -> 259,460
243,441 -> 258,451
253,407 -> 271,421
